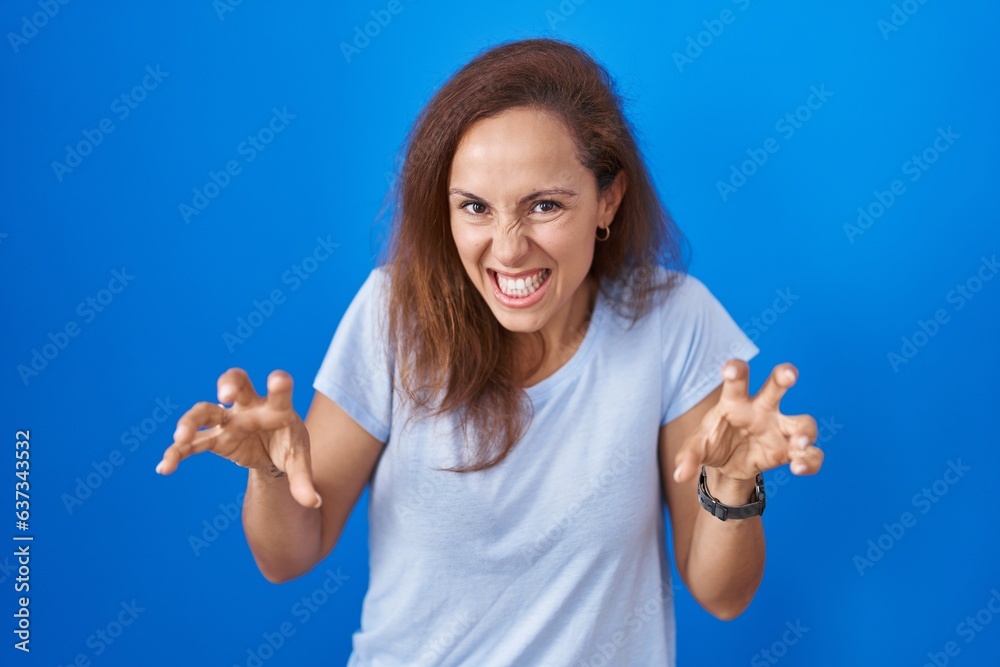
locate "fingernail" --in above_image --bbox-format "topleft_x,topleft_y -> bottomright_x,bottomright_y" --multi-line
791,462 -> 806,474
220,385 -> 234,401
155,460 -> 165,475
795,435 -> 810,449
673,466 -> 682,482
784,369 -> 797,383
314,493 -> 323,508
723,365 -> 737,380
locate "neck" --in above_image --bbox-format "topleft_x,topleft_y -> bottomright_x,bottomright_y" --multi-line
514,274 -> 598,385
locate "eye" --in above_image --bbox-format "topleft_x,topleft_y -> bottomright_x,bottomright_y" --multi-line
459,201 -> 489,216
533,200 -> 562,214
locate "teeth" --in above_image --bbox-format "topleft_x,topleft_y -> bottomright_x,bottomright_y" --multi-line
496,269 -> 550,298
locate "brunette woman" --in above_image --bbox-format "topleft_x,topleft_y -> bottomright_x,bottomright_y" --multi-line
157,38 -> 823,666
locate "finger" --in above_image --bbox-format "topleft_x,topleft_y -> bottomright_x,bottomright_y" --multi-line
781,414 -> 819,449
156,427 -> 218,475
785,413 -> 822,476
274,430 -> 321,508
265,370 -> 294,412
789,445 -> 824,476
720,359 -> 750,402
755,363 -> 798,412
172,401 -> 227,444
217,368 -> 260,407
673,436 -> 706,484
158,401 -> 227,475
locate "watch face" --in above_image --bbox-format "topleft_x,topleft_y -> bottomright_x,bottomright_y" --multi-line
756,473 -> 766,511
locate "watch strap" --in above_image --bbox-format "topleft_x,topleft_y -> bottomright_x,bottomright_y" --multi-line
697,466 -> 766,521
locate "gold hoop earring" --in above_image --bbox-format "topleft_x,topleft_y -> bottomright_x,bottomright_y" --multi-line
595,226 -> 610,242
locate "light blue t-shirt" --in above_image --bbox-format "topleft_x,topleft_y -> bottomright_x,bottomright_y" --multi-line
313,265 -> 759,667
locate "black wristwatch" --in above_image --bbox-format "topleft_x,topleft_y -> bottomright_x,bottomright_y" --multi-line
697,466 -> 766,521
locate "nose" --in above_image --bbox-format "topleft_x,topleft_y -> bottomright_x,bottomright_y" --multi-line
491,220 -> 529,269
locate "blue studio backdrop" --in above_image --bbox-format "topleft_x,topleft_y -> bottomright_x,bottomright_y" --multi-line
2,2 -> 999,666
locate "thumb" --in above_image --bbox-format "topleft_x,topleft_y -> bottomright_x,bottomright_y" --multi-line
673,441 -> 704,484
279,443 -> 322,509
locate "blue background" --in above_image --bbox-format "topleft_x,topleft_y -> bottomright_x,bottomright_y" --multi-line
3,1 -> 999,665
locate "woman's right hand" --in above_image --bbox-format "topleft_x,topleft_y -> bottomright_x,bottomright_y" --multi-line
155,368 -> 322,508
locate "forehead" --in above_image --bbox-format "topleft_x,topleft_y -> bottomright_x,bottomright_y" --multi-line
448,107 -> 587,191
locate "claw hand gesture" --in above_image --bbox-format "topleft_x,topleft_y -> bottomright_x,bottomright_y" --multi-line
673,360 -> 824,484
156,369 -> 322,508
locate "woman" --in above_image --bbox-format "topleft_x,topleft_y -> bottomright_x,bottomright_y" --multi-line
157,38 -> 824,666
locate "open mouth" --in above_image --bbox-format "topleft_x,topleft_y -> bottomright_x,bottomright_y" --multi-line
487,268 -> 552,308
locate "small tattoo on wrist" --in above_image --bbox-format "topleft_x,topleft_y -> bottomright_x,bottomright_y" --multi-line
267,464 -> 286,478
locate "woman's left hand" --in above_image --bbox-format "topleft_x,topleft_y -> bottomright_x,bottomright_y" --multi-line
672,359 -> 824,484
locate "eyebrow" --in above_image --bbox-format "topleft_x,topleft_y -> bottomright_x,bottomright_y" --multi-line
447,188 -> 578,208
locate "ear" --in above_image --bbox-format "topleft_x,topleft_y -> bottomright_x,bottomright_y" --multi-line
597,171 -> 627,228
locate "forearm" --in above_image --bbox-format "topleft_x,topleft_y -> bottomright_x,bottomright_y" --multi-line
242,467 -> 323,583
683,467 -> 765,620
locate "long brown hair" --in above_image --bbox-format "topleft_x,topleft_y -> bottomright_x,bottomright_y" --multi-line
381,38 -> 688,472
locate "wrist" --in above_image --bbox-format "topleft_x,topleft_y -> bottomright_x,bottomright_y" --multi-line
704,466 -> 757,506
249,463 -> 287,482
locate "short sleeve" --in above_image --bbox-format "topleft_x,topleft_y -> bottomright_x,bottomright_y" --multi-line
660,273 -> 760,425
312,266 -> 394,443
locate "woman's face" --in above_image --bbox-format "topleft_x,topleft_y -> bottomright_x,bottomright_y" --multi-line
448,106 -> 625,341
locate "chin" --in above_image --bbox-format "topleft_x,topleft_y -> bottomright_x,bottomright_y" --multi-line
490,310 -> 548,334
